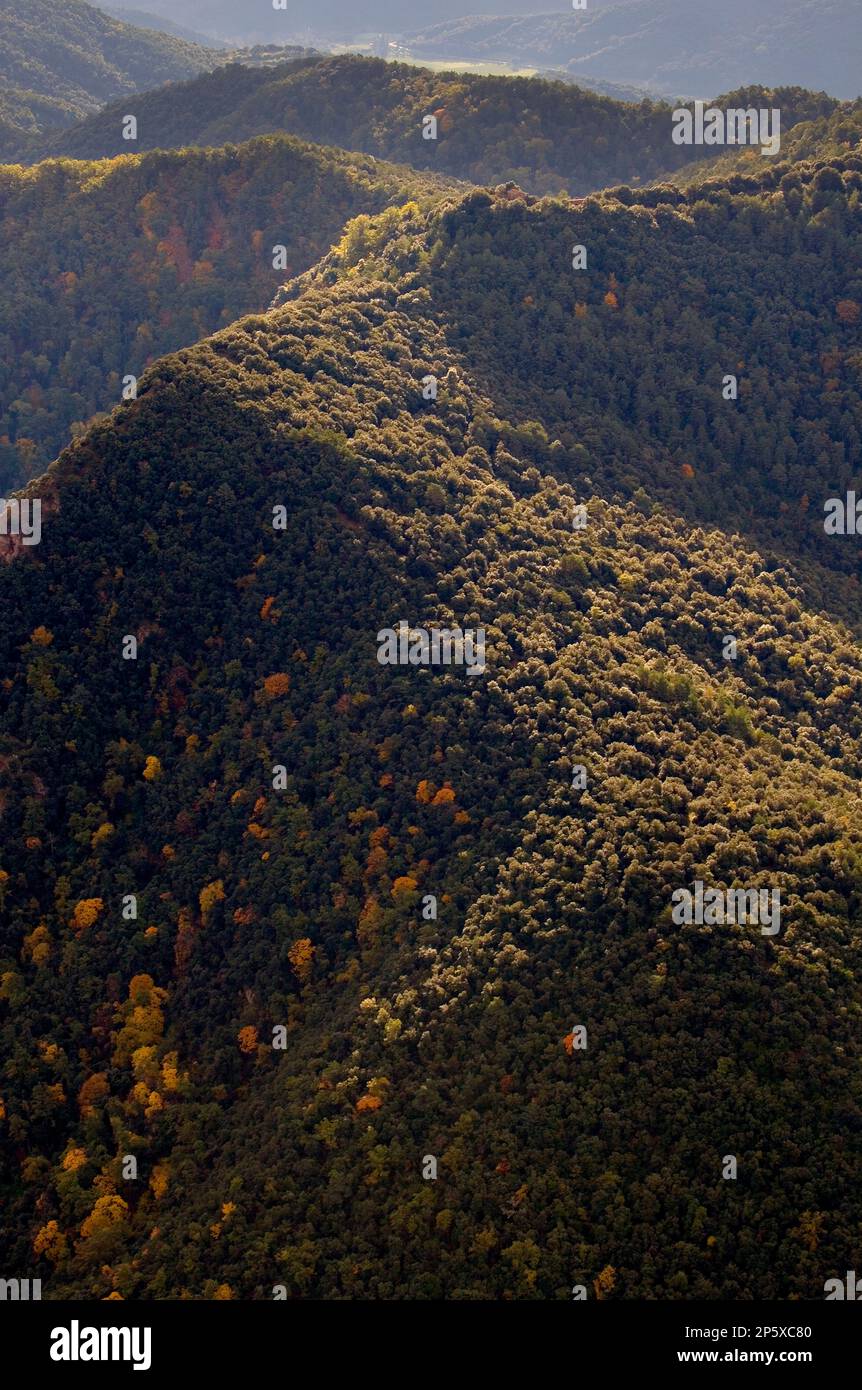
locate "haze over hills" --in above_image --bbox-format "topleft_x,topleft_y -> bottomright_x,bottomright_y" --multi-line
407,1 -> 861,101
1,159 -> 861,1298
523,70 -> 658,104
0,136 -> 459,489
104,0 -> 861,99
99,6 -> 230,48
106,0 -> 638,44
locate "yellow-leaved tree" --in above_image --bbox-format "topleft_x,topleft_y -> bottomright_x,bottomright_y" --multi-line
199,880 -> 225,923
288,937 -> 314,984
33,1219 -> 67,1263
70,899 -> 104,933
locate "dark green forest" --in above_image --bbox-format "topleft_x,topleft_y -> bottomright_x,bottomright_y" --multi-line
0,162 -> 860,1298
0,0 -> 213,136
0,0 -> 212,102
670,99 -> 862,186
24,54 -> 841,195
0,0 -> 315,160
0,83 -> 80,162
296,151 -> 862,607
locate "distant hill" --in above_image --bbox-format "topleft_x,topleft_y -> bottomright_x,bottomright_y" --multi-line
0,136 -> 457,488
102,0 -> 634,44
97,4 -> 229,49
406,1 -> 862,101
26,53 -> 838,196
0,0 -> 215,117
534,69 -> 661,104
0,0 -> 321,156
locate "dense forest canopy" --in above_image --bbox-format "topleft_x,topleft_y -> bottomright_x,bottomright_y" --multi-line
0,82 -> 80,162
24,54 -> 841,195
1,167 -> 860,1299
5,45 -> 853,490
0,137 -> 459,487
0,0 -> 214,115
1,0 -> 860,1307
0,0 -> 318,159
288,154 -> 862,609
0,0 -> 216,160
667,99 -> 862,187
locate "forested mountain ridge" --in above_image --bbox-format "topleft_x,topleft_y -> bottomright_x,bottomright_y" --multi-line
0,0 -> 214,115
531,71 -> 657,105
0,137 -> 459,489
663,99 -> 862,188
287,152 -> 862,609
0,83 -> 79,162
0,0 -> 219,159
0,0 -> 316,160
24,52 -> 840,196
1,167 -> 861,1299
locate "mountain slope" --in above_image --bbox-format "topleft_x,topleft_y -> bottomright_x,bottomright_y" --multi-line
0,167 -> 860,1299
289,154 -> 862,604
97,5 -> 230,49
0,137 -> 458,488
665,99 -> 862,188
27,53 -> 839,196
0,0 -> 215,116
0,81 -> 79,161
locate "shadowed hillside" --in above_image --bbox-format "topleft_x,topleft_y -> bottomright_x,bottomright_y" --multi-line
1,169 -> 860,1300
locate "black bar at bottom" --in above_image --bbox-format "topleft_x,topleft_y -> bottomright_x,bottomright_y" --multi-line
1,1298 -> 854,1376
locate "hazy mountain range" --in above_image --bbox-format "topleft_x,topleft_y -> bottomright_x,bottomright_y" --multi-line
405,0 -> 861,99
99,4 -> 230,48
103,0 -> 861,98
104,0 -> 637,44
